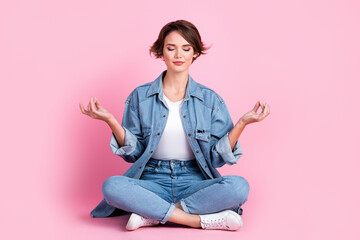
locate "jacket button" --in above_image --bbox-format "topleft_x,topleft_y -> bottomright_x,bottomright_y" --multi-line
150,151 -> 153,153
207,136 -> 210,139
163,115 -> 166,117
204,165 -> 207,168
157,132 -> 160,135
183,115 -> 186,118
139,166 -> 142,169
188,133 -> 191,136
196,150 -> 199,153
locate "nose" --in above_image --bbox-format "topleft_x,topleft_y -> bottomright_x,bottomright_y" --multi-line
175,49 -> 182,58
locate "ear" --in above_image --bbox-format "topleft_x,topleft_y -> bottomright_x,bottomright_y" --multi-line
193,52 -> 199,58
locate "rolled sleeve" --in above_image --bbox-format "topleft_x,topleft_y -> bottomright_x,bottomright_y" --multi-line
214,132 -> 243,165
110,126 -> 137,157
109,90 -> 146,163
209,98 -> 244,168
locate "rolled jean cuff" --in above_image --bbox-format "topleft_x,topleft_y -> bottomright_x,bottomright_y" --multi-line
230,206 -> 243,215
179,199 -> 190,213
160,203 -> 176,224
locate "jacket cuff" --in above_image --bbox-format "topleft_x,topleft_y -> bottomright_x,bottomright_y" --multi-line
214,132 -> 243,165
110,127 -> 137,156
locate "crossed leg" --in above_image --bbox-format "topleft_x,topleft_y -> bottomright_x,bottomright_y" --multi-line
165,175 -> 249,228
102,175 -> 249,228
170,203 -> 202,228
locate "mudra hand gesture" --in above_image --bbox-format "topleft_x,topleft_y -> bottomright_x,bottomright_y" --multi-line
238,101 -> 270,126
79,97 -> 114,123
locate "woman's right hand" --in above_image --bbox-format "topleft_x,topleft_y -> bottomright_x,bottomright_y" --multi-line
79,97 -> 114,123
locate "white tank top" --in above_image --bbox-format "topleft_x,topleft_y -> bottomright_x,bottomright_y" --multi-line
151,94 -> 195,161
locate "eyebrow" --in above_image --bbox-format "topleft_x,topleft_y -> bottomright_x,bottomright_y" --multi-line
166,44 -> 192,47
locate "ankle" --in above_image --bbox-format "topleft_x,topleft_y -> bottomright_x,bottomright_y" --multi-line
189,215 -> 202,228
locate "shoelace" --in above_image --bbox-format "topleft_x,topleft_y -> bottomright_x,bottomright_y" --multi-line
202,217 -> 229,229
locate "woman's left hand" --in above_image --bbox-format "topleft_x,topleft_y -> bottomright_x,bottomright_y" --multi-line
237,101 -> 270,126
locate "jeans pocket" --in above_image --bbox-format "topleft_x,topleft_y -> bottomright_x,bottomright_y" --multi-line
143,162 -> 159,173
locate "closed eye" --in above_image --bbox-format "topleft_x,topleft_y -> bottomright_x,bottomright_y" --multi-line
167,48 -> 191,52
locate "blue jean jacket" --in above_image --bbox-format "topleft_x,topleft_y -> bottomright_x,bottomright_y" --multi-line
90,70 -> 243,217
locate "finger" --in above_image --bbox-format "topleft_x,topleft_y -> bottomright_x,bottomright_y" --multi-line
89,97 -> 94,112
91,97 -> 97,112
263,104 -> 270,117
265,104 -> 270,112
94,97 -> 101,108
258,102 -> 268,118
266,104 -> 270,114
87,98 -> 92,112
260,102 -> 266,113
79,103 -> 86,114
253,101 -> 260,112
258,102 -> 264,112
80,103 -> 90,115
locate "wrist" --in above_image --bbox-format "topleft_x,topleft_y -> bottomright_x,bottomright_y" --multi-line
237,118 -> 247,128
105,115 -> 116,125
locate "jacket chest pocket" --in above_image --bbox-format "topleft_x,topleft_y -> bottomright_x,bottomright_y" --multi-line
142,127 -> 152,139
195,129 -> 211,143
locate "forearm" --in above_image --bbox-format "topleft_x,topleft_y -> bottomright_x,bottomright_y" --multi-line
106,117 -> 125,146
228,120 -> 246,150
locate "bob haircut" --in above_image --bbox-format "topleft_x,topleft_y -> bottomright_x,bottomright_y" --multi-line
149,20 -> 211,63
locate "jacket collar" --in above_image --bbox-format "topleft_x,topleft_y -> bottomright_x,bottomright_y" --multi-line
146,70 -> 204,102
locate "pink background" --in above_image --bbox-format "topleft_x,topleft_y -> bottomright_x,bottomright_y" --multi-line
1,0 -> 359,239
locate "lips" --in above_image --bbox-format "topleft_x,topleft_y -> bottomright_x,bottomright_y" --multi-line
173,61 -> 184,65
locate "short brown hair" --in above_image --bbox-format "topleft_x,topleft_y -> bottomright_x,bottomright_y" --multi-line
149,20 -> 211,63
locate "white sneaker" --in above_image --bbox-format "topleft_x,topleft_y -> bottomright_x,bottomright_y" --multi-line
199,210 -> 243,231
126,213 -> 160,231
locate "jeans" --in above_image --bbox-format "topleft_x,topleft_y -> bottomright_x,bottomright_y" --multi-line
102,158 -> 250,224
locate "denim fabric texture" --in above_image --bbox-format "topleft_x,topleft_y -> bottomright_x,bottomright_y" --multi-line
90,70 -> 245,218
101,158 -> 249,224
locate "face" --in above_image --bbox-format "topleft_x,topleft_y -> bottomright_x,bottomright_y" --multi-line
162,31 -> 199,73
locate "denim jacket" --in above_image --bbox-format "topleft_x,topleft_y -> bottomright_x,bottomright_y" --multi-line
90,70 -> 243,217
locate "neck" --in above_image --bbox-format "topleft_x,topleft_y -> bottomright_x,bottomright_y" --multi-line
162,69 -> 189,92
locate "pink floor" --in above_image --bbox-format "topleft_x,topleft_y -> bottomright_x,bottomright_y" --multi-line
10,196 -> 358,240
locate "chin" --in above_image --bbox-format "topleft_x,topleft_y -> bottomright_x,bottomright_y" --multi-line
171,68 -> 189,73
169,64 -> 190,72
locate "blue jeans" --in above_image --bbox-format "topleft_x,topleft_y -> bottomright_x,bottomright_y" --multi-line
102,158 -> 250,224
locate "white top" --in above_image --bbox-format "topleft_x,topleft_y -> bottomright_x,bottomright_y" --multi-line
151,94 -> 195,161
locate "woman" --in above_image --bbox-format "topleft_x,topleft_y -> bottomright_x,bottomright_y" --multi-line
80,20 -> 270,231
